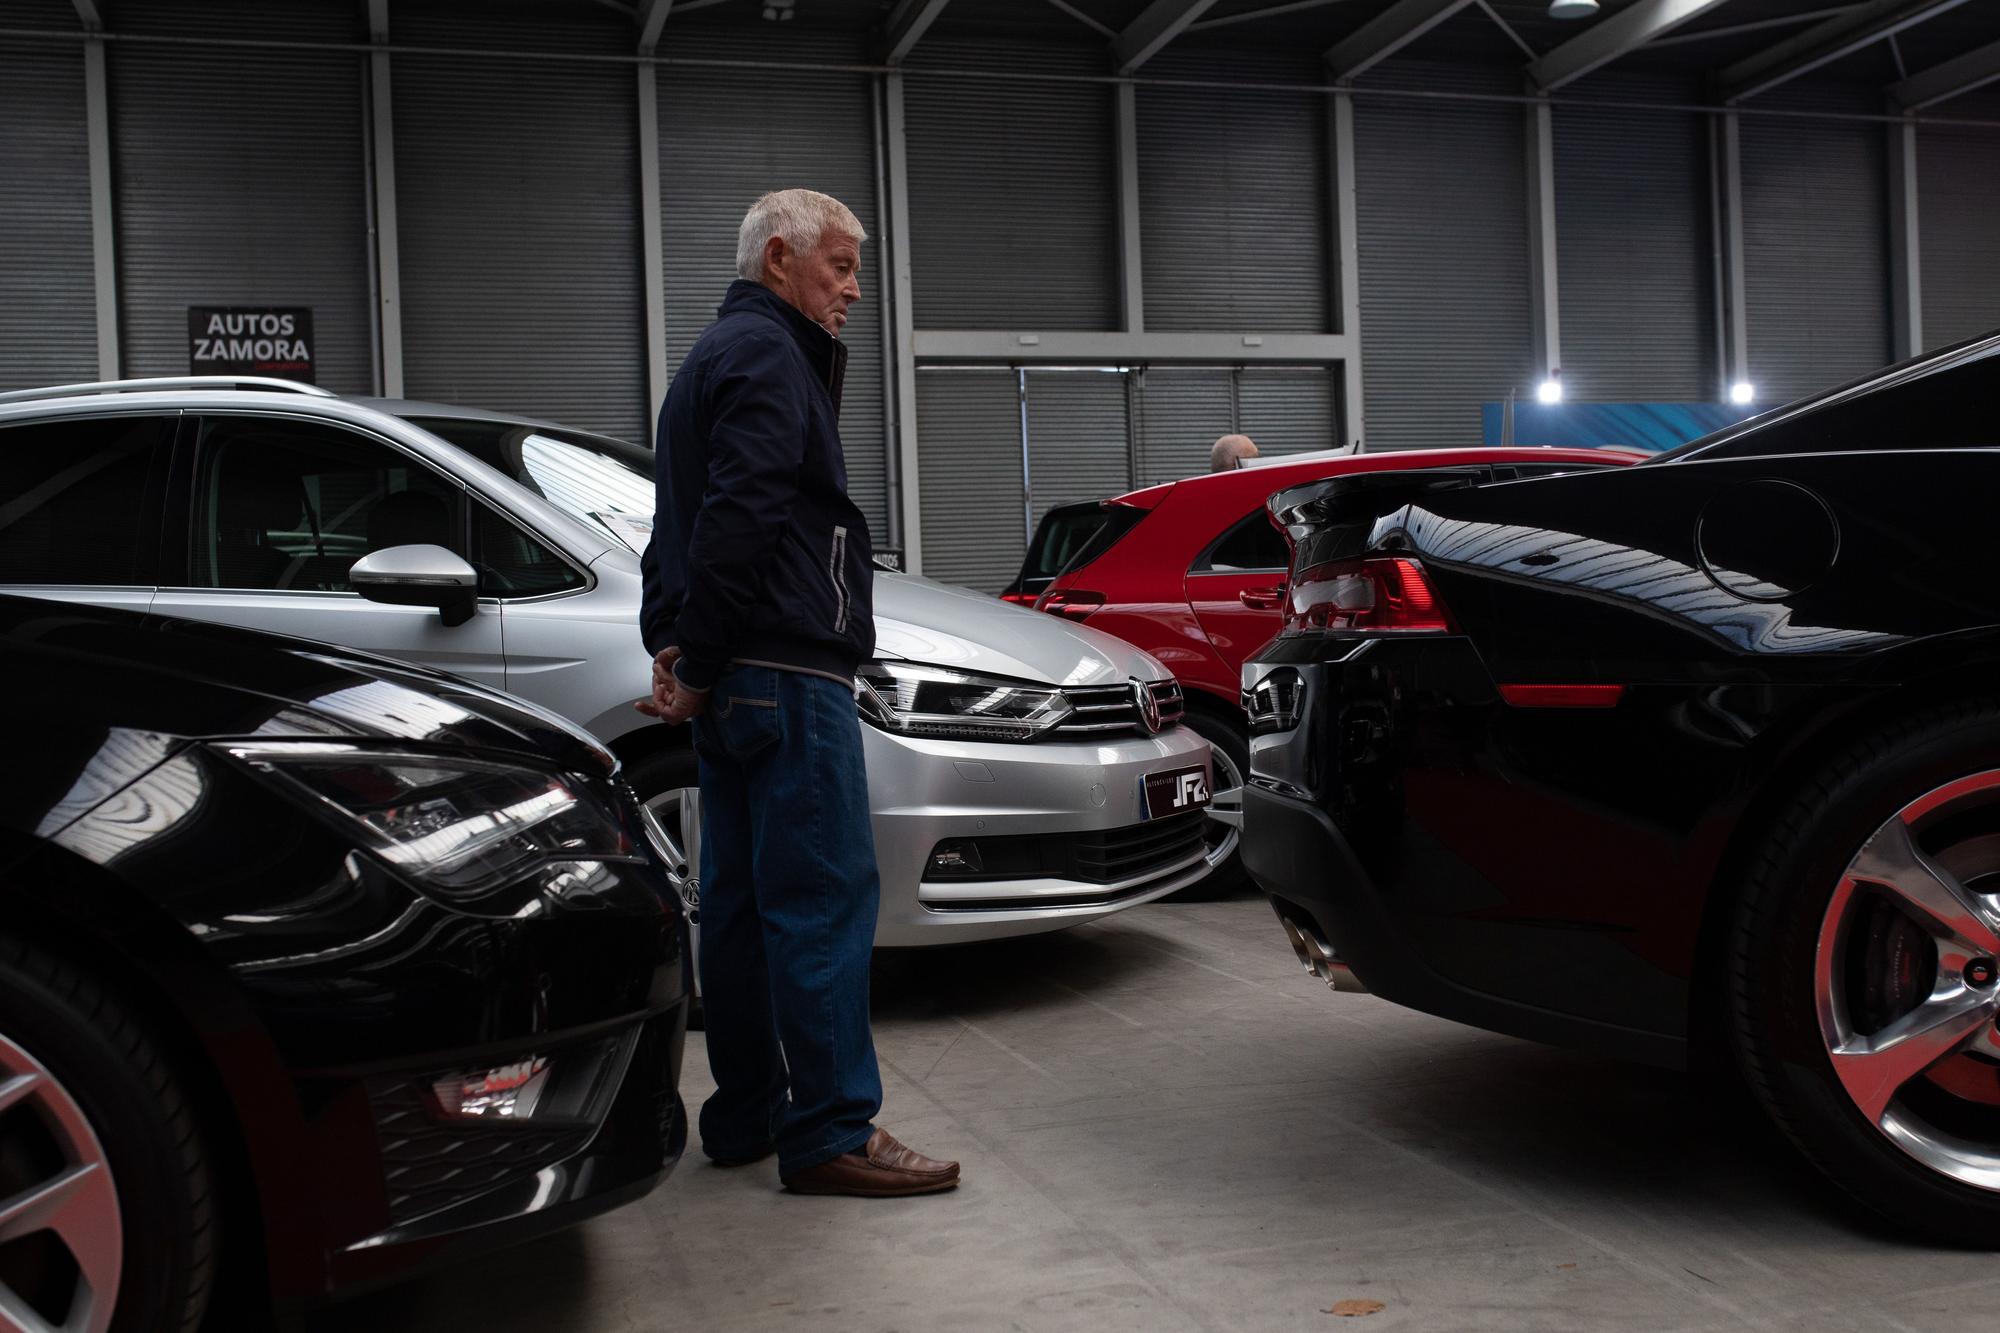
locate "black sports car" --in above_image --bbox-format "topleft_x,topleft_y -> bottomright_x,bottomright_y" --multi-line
0,596 -> 688,1329
1243,331 -> 2000,1240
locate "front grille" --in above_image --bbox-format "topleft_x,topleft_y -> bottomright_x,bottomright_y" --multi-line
368,1086 -> 594,1227
1056,679 -> 1186,737
924,810 -> 1207,890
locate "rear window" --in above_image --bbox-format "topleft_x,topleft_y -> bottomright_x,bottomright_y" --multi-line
0,415 -> 170,586
1056,503 -> 1145,578
1021,503 -> 1110,585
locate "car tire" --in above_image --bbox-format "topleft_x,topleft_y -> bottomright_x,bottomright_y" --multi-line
0,936 -> 215,1332
1171,709 -> 1249,901
627,746 -> 705,1032
1730,702 -> 2000,1243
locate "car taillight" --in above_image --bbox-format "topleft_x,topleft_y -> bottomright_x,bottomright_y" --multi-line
1284,556 -> 1451,634
998,591 -> 1037,606
1037,589 -> 1105,622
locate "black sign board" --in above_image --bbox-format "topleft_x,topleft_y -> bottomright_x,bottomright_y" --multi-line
188,307 -> 315,383
870,547 -> 906,573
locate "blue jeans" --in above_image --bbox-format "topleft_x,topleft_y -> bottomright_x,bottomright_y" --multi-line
691,665 -> 882,1174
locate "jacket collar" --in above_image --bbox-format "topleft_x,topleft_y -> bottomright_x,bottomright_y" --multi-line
719,279 -> 846,408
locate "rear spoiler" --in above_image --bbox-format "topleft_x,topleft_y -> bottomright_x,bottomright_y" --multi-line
1267,459 -> 1614,537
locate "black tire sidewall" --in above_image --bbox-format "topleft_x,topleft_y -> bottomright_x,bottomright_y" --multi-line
1735,708 -> 2000,1240
0,943 -> 208,1331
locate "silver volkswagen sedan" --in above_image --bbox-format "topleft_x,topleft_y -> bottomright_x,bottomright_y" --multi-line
0,379 -> 1219,946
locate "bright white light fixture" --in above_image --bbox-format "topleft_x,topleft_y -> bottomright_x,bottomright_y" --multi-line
1549,0 -> 1600,18
1729,381 -> 1755,405
1536,377 -> 1564,405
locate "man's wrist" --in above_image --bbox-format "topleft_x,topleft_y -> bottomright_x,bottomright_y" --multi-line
671,657 -> 716,693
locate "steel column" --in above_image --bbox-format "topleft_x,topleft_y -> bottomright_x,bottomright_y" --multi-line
1712,110 -> 1749,392
1330,83 -> 1363,446
1115,80 -> 1145,333
367,0 -> 404,397
81,34 -> 119,378
884,71 -> 923,573
1525,92 -> 1561,386
1886,105 -> 1923,356
636,66 -> 668,425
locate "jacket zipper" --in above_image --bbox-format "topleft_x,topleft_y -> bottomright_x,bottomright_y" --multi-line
829,526 -> 850,634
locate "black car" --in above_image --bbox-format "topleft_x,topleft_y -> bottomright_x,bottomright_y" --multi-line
1243,331 -> 2000,1240
0,595 -> 688,1328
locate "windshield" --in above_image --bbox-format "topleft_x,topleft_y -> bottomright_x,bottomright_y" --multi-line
407,415 -> 656,552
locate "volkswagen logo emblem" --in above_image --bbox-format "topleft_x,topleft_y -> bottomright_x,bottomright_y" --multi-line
1131,678 -> 1163,735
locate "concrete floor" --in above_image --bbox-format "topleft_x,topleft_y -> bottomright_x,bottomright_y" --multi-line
315,893 -> 1999,1332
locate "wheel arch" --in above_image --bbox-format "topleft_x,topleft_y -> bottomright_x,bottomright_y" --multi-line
1688,663 -> 2000,1067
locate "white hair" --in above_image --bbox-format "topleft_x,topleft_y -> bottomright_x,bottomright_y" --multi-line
735,189 -> 867,281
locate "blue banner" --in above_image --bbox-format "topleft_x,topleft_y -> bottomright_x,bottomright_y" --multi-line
1479,401 -> 1758,453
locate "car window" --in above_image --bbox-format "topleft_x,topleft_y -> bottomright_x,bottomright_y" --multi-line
1196,510 -> 1288,573
1023,504 -> 1109,584
0,415 -> 170,586
472,500 -> 586,598
191,416 -> 463,592
407,415 -> 655,552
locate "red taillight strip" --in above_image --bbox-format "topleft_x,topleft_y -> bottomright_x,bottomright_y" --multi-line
1498,684 -> 1627,709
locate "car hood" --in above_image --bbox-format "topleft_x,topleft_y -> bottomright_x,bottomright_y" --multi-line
0,595 -> 615,772
872,574 -> 1166,687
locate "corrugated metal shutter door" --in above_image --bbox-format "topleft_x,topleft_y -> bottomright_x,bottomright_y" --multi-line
1354,62 -> 1533,452
1138,50 -> 1330,332
1740,82 -> 1890,403
916,370 -> 1023,592
1136,368 -> 1233,485
392,2 -> 645,439
109,0 -> 371,393
1554,74 -> 1711,401
1919,91 -> 2000,351
658,29 -> 887,536
1025,371 -> 1131,522
0,4 -> 95,389
904,39 -> 1116,329
1238,367 -> 1336,456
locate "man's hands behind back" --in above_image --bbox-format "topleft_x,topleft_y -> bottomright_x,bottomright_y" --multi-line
634,646 -> 709,724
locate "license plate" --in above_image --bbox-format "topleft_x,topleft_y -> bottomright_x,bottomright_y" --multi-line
1143,765 -> 1211,820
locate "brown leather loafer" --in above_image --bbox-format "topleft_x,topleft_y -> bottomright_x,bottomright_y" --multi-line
781,1129 -> 960,1197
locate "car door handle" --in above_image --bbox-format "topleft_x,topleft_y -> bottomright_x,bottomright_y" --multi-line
1239,586 -> 1286,611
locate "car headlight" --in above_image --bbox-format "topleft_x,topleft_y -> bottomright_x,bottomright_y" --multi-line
855,661 -> 1073,742
220,742 -> 646,915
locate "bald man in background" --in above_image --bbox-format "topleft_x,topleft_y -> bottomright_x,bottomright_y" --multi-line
1210,434 -> 1259,471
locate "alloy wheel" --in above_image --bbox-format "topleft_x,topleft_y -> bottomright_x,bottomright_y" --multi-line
0,1032 -> 122,1333
1816,770 -> 2000,1191
1202,745 -> 1243,871
644,784 -> 703,997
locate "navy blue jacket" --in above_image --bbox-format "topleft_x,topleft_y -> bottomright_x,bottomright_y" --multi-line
639,280 -> 875,690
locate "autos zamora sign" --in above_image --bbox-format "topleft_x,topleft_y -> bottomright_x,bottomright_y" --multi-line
188,307 -> 315,383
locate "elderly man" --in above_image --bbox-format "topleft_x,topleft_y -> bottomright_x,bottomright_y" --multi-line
1210,433 -> 1259,472
638,189 -> 959,1197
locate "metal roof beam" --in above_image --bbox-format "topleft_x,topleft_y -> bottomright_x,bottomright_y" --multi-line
1110,0 -> 1223,73
1325,0 -> 1473,82
1890,37 -> 2000,110
1529,0 -> 1735,92
636,0 -> 672,54
882,0 -> 951,64
1719,0 -> 1974,104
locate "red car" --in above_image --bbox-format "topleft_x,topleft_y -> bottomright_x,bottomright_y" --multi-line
1029,446 -> 1640,891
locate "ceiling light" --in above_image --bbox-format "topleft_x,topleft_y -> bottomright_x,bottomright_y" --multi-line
1548,0 -> 1600,19
1729,381 -> 1755,405
1536,377 -> 1563,405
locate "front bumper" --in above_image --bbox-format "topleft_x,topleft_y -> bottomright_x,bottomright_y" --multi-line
861,722 -> 1213,946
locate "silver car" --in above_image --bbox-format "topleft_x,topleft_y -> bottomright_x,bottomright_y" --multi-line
0,378 -> 1219,945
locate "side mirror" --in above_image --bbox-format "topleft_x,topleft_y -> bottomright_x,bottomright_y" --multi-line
349,544 -> 480,628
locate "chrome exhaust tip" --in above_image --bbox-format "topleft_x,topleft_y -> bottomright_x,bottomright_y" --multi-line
1278,915 -> 1369,994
